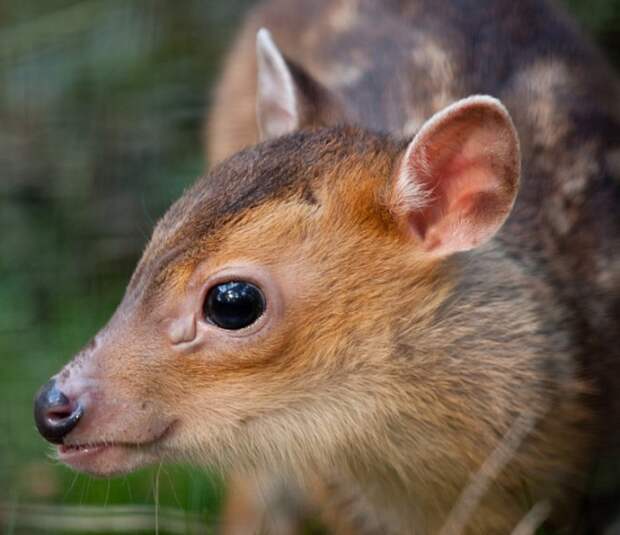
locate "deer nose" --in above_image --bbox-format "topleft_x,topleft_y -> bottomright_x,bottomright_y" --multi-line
34,379 -> 84,444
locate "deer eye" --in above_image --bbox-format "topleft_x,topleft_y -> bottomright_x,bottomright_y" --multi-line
204,281 -> 265,330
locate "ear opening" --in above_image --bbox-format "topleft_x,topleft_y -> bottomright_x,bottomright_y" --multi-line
389,95 -> 521,257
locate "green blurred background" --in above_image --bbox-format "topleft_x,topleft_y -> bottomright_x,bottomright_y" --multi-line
0,1 -> 618,533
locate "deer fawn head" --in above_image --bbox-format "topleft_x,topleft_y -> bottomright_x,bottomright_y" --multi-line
35,32 -> 521,482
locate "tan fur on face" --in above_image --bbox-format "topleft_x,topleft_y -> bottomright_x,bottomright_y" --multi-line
46,0 -> 620,530
121,131 -> 590,533
47,120 -> 596,531
188,0 -> 618,529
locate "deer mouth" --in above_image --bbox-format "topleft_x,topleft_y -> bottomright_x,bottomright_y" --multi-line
59,442 -> 106,456
57,442 -> 110,468
56,422 -> 177,476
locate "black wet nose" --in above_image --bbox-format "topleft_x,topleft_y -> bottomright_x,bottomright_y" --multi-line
34,379 -> 83,444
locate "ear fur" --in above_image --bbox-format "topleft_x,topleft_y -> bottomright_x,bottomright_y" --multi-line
256,28 -> 299,141
389,95 -> 521,257
255,28 -> 346,141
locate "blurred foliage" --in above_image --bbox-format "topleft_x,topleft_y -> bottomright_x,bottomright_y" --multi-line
0,0 -> 618,533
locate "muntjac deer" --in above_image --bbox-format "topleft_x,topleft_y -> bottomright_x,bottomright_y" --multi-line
35,0 -> 620,532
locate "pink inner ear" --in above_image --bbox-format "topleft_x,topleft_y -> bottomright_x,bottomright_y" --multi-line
408,150 -> 499,238
395,97 -> 520,256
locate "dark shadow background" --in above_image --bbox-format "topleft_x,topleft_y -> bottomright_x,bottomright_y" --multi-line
0,0 -> 618,533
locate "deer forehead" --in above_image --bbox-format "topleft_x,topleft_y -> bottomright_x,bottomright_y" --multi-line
128,128 -> 398,304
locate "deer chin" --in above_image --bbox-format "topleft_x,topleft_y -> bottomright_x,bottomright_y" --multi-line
56,421 -> 177,477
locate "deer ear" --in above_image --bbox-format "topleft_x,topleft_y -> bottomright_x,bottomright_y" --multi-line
256,28 -> 345,141
256,28 -> 299,140
389,96 -> 520,257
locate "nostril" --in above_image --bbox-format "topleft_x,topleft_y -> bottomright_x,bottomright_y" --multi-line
34,379 -> 84,444
47,407 -> 73,422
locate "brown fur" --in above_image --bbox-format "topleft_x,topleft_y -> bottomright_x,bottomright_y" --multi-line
37,0 -> 620,533
152,129 -> 589,532
46,126 -> 591,533
206,2 -> 620,529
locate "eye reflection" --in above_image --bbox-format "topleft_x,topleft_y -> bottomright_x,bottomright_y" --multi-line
204,281 -> 265,330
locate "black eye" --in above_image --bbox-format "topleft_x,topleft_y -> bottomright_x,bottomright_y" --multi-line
204,281 -> 265,330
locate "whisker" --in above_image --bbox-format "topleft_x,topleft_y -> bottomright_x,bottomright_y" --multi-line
81,476 -> 92,506
124,476 -> 134,502
154,461 -> 163,535
104,479 -> 111,508
164,465 -> 183,510
62,472 -> 81,502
